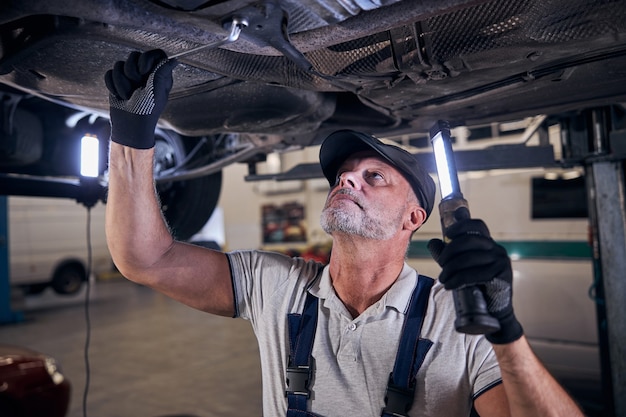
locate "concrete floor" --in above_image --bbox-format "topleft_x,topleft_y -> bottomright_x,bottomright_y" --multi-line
1,277 -> 609,417
1,278 -> 263,417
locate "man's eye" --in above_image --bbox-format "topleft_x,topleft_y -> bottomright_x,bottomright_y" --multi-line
369,171 -> 384,180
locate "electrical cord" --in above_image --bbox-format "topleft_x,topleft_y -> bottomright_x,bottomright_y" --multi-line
82,206 -> 93,417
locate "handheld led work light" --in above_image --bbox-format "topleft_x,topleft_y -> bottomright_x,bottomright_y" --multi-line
430,120 -> 500,335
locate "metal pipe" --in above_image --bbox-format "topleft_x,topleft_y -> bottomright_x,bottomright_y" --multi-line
168,17 -> 248,60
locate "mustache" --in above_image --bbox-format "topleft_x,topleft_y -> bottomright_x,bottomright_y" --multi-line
328,188 -> 364,209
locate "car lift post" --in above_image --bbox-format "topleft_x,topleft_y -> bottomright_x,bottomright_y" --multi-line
0,195 -> 23,324
582,108 -> 626,417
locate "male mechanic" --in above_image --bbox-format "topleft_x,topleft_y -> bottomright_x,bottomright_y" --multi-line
104,49 -> 584,416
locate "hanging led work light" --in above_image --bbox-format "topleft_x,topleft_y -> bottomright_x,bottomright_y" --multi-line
77,133 -> 103,208
80,134 -> 99,178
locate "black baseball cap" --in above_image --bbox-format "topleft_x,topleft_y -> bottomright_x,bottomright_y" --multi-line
319,129 -> 436,219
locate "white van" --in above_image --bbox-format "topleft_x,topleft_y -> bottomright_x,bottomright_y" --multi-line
8,196 -> 113,295
408,167 -> 600,390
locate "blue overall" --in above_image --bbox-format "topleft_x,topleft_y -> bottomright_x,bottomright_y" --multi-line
285,274 -> 435,417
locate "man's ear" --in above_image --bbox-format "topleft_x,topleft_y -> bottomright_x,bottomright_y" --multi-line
405,204 -> 427,232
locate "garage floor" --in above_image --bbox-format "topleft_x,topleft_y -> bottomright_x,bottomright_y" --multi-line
1,277 -> 607,417
1,278 -> 263,417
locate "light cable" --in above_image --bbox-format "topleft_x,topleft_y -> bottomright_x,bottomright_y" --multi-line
82,206 -> 93,417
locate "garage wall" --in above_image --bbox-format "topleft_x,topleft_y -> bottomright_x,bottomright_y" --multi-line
219,146 -> 331,251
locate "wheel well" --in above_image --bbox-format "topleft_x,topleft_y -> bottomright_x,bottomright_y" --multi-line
52,259 -> 87,281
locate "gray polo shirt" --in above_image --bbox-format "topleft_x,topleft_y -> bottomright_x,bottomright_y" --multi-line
228,250 -> 501,417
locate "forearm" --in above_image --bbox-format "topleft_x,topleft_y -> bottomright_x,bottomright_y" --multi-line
105,142 -> 175,280
492,336 -> 584,417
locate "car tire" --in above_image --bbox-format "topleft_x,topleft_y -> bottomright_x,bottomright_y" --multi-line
160,171 -> 222,241
51,263 -> 86,295
153,129 -> 222,241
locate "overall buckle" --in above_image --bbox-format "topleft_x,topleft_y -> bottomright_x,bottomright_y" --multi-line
285,365 -> 312,397
382,373 -> 415,417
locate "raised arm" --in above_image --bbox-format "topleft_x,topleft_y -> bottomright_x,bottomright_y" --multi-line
428,219 -> 584,417
104,49 -> 234,317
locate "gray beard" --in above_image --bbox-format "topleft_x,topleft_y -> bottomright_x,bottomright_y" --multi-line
320,204 -> 399,240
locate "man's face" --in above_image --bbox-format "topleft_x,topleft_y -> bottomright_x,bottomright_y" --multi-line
320,151 -> 417,240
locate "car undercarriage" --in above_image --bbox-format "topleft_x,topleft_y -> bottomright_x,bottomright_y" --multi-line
1,0 -> 626,238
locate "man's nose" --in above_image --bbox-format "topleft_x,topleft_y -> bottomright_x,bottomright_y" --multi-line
338,170 -> 361,189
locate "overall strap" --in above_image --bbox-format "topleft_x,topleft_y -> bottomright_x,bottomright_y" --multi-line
382,274 -> 435,417
284,273 -> 434,417
286,291 -> 319,416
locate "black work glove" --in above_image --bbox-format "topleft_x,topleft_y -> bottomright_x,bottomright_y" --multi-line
104,49 -> 177,149
428,218 -> 523,344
